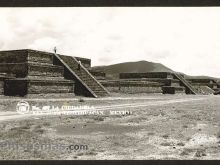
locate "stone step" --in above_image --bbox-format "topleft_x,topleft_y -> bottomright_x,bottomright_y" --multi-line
173,73 -> 197,94
90,90 -> 108,95
0,62 -> 64,78
192,86 -> 214,95
54,54 -> 109,97
4,78 -> 74,96
90,89 -> 108,93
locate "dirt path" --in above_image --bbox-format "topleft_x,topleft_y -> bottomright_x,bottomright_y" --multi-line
0,96 -> 206,123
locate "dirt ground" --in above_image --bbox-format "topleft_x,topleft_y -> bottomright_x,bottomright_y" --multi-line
0,93 -> 219,160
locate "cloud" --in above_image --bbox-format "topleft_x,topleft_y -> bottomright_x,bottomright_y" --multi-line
0,7 -> 220,77
28,37 -> 59,51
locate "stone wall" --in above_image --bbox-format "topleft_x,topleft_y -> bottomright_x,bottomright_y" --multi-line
0,50 -> 28,63
187,79 -> 214,83
190,83 -> 216,89
119,86 -> 162,93
28,50 -> 54,64
162,86 -> 185,94
120,72 -> 174,79
90,70 -> 106,80
114,78 -> 181,87
28,64 -> 64,77
28,80 -> 74,94
0,49 -> 77,96
104,85 -> 162,93
101,80 -> 162,93
0,81 -> 4,95
0,49 -> 54,64
4,79 -> 27,96
187,78 -> 217,89
0,63 -> 28,77
0,63 -> 64,78
0,73 -> 14,95
4,79 -> 74,96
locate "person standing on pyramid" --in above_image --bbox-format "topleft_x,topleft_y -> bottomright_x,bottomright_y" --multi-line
53,46 -> 57,54
78,60 -> 81,70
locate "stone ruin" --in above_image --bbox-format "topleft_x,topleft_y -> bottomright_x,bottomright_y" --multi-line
96,71 -> 220,95
0,49 -> 219,97
97,72 -> 198,94
0,49 -> 109,97
186,78 -> 220,94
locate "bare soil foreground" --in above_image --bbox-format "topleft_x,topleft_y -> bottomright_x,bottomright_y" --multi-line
0,93 -> 219,160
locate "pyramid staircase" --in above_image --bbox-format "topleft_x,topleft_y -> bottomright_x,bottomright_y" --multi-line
204,79 -> 220,95
53,53 -> 110,98
185,78 -> 220,94
172,73 -> 197,94
119,72 -> 187,94
0,49 -> 109,97
212,79 -> 220,93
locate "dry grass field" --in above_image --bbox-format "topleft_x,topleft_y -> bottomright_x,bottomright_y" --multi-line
0,93 -> 219,160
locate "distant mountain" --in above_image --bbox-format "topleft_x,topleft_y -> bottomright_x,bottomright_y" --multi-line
92,60 -> 173,79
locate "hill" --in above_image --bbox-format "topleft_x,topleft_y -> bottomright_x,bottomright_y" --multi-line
92,60 -> 173,79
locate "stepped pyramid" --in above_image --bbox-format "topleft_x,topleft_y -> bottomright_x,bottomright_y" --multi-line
117,72 -> 197,94
0,49 -> 109,97
186,78 -> 220,94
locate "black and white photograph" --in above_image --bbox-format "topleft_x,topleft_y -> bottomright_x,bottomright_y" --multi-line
0,6 -> 219,160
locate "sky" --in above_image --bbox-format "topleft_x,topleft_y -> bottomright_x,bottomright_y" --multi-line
0,7 -> 220,77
